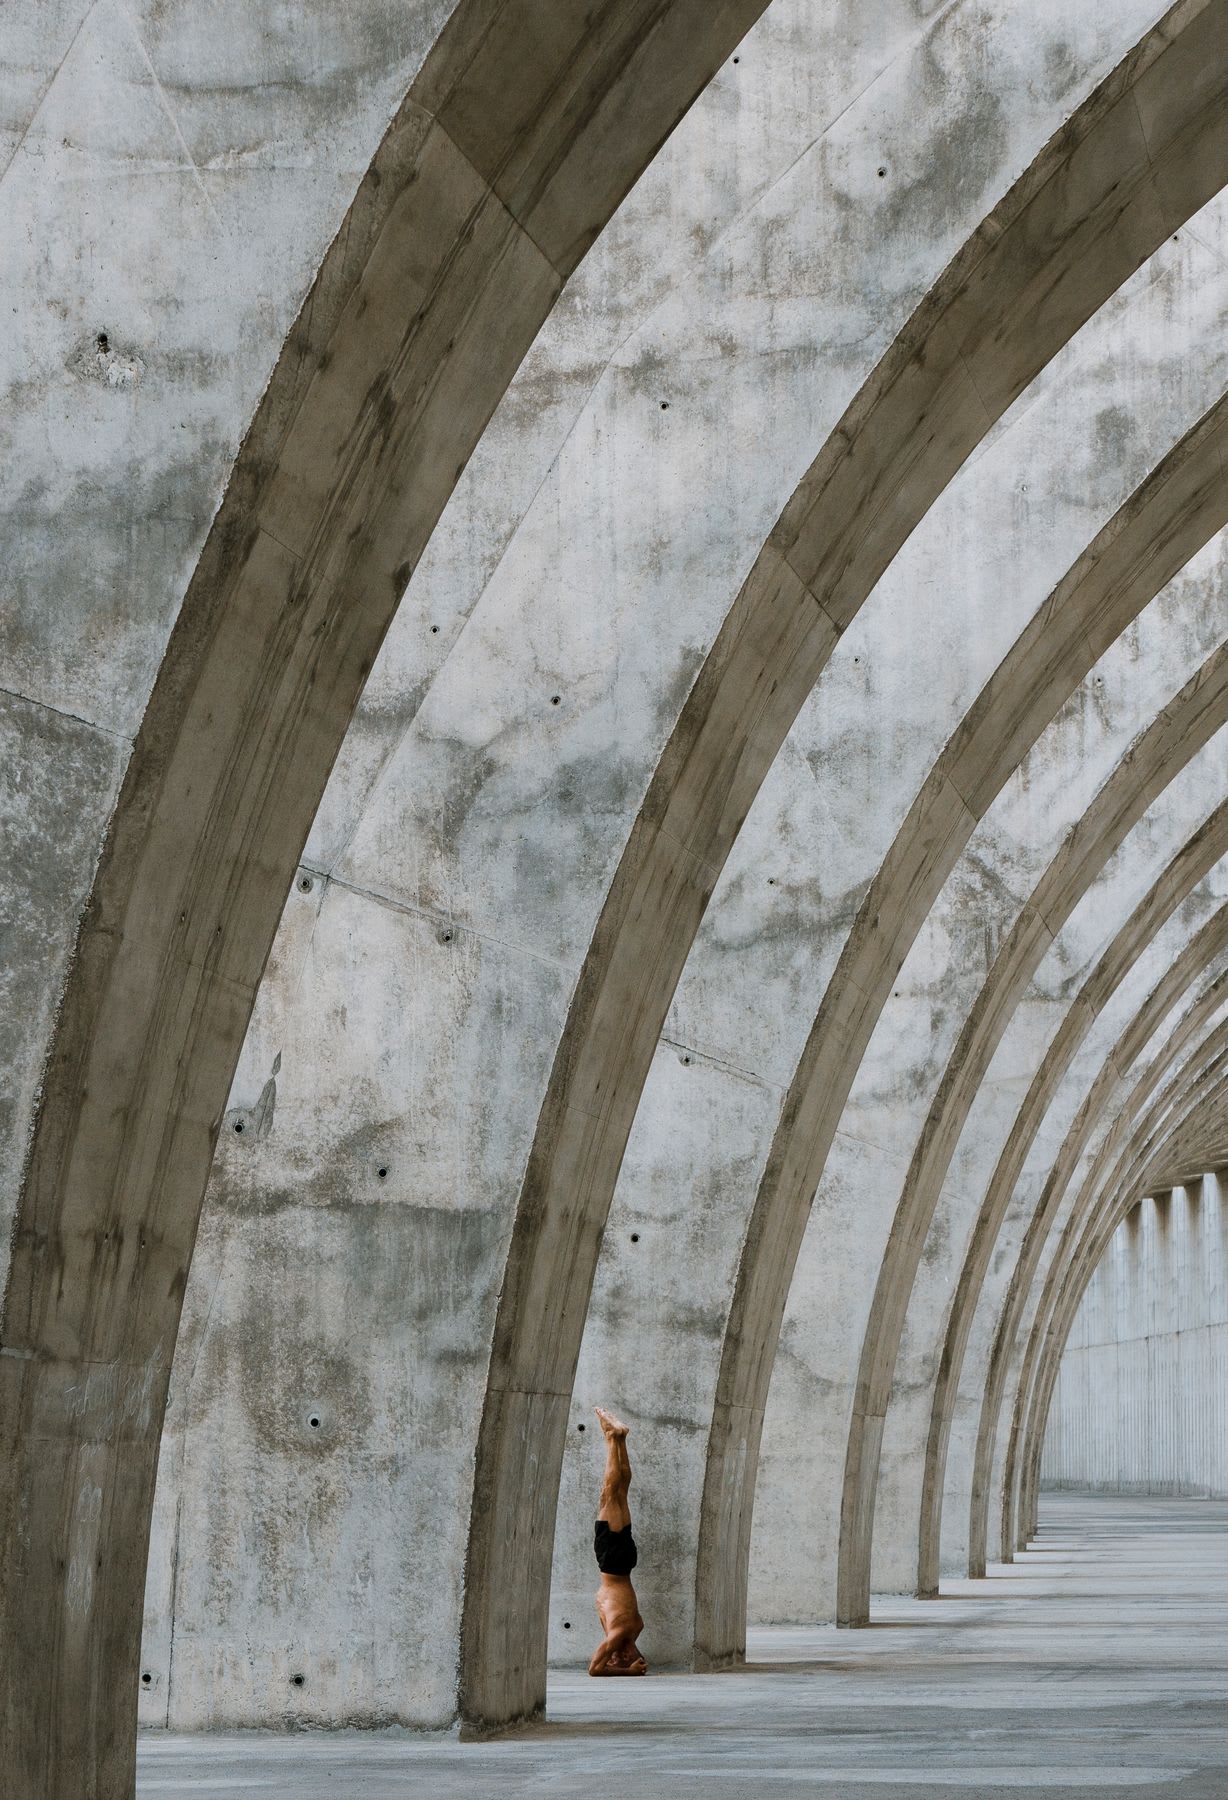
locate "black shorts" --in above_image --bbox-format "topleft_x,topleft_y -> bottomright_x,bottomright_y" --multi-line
594,1519 -> 638,1576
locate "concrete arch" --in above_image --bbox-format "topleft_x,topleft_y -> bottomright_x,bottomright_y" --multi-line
963,829 -> 1228,1575
463,3 -> 1228,1711
923,900 -> 1228,1590
745,557 -> 1228,1628
697,390 -> 1228,1645
556,190 -> 1228,1667
1012,1045 -> 1228,1547
1001,1015 -> 1228,1548
0,4 -> 776,1791
1008,1004 -> 1228,1540
1016,1074 -> 1228,1537
862,627 -> 1228,1607
90,0 -> 1188,1732
968,911 -> 1228,1574
832,419 -> 1228,1628
974,924 -> 1228,1571
138,0 -> 1074,1725
1148,1137 -> 1228,1186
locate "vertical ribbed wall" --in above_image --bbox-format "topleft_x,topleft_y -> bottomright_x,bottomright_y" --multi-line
1042,1173 -> 1228,1495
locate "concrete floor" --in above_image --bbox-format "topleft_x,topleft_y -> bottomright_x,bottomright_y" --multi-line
137,1495 -> 1228,1797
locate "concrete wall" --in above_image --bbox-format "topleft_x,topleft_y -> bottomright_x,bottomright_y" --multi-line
140,0 -> 1196,1720
745,200 -> 1228,1619
1042,1175 -> 1228,1495
8,0 -> 1228,1778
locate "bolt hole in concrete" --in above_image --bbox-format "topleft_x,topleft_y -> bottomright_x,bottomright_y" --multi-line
233,1119 -> 245,1134
562,1621 -> 571,1630
299,875 -> 313,892
430,624 -> 439,633
291,1675 -> 305,1689
141,1673 -> 151,1687
877,165 -> 887,177
551,694 -> 561,705
660,400 -> 669,410
440,929 -> 452,943
630,1233 -> 640,1243
377,1166 -> 388,1180
577,1423 -> 586,1432
308,1415 -> 321,1430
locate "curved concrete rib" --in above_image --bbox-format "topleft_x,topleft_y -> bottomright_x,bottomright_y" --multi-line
1015,1070 -> 1228,1541
832,440 -> 1228,1627
1009,1009 -> 1228,1540
1012,1044 -> 1228,1546
963,818 -> 1228,1576
0,3 -> 776,1790
461,4 -> 1228,1708
1148,1138 -> 1228,1186
973,923 -> 1228,1571
924,903 -> 1228,1590
1014,1010 -> 1228,1542
694,384 -> 1228,1648
1005,1053 -> 1228,1547
988,936 -> 1228,1571
866,640 -> 1228,1604
979,939 -> 1228,1570
864,638 -> 1228,1601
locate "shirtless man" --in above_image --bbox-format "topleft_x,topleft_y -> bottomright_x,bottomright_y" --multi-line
589,1407 -> 647,1676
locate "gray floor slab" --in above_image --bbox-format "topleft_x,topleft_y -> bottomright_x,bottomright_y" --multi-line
137,1495 -> 1228,1797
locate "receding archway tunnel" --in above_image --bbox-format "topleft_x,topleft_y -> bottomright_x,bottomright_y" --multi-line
7,1 -> 1228,1796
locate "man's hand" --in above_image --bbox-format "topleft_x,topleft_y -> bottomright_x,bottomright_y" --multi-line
589,1631 -> 646,1676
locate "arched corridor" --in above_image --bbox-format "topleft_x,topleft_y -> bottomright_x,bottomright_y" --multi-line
5,2 -> 1228,1795
137,1495 -> 1228,1796
1045,1176 -> 1228,1497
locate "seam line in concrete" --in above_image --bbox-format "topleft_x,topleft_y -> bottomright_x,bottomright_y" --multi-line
0,681 -> 131,744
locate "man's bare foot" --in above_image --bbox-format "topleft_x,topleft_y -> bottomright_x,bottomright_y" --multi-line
594,1405 -> 629,1438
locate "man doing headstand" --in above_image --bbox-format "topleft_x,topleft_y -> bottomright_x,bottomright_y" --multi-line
589,1407 -> 647,1676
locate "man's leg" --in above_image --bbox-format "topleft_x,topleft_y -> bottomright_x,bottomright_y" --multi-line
594,1407 -> 631,1529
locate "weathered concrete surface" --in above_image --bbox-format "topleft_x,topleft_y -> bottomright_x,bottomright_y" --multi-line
10,0 -> 1228,1786
732,225 -> 1228,1637
0,0 -> 460,1297
922,869 -> 1228,1590
560,177 -> 1228,1672
1044,1175 -> 1228,1495
750,745 -> 1228,1630
1008,1044 -> 1228,1556
135,0 -> 1192,1732
144,0 -> 1051,1724
1013,1059 -> 1228,1546
474,2 -> 1228,1715
969,869 -> 1228,1574
928,880 -> 1228,1582
0,0 -> 778,1789
136,1497 -> 1228,1797
810,383 -> 1228,1625
988,964 -> 1228,1563
878,639 -> 1228,1604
